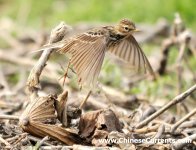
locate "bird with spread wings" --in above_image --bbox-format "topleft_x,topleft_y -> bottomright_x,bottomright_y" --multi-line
42,19 -> 156,88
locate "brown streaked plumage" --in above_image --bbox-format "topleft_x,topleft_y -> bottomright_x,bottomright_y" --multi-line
44,19 -> 156,87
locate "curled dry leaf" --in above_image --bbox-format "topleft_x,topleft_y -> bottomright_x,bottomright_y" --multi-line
19,95 -> 57,125
78,109 -> 122,146
19,95 -> 84,145
79,110 -> 101,139
55,90 -> 82,127
55,91 -> 68,127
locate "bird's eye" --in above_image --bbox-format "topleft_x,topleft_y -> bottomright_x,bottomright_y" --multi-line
124,27 -> 129,31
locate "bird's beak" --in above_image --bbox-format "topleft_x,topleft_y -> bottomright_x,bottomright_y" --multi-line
134,28 -> 140,32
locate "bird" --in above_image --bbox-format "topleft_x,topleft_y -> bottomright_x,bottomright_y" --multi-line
43,19 -> 156,88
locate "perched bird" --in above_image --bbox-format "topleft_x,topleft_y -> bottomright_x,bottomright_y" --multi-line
43,19 -> 156,87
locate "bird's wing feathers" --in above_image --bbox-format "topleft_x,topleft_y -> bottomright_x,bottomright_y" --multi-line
109,34 -> 155,77
58,30 -> 108,87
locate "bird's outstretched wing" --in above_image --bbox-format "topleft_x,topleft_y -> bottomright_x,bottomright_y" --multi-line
58,30 -> 109,87
109,34 -> 156,78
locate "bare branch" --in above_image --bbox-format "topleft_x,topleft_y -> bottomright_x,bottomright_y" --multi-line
172,133 -> 196,150
0,114 -> 19,120
136,84 -> 196,128
171,108 -> 196,133
26,22 -> 69,100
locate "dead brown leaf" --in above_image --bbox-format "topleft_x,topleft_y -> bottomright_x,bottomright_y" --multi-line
19,94 -> 84,145
78,109 -> 122,146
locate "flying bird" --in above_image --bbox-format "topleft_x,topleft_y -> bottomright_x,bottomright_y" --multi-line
43,19 -> 156,88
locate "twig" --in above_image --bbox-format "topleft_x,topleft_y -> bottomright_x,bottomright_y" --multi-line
136,84 -> 196,128
152,120 -> 172,127
179,120 -> 196,128
153,124 -> 165,139
6,133 -> 28,142
79,90 -> 92,109
0,136 -> 11,146
11,133 -> 28,145
171,108 -> 196,133
139,106 -> 156,121
176,42 -> 186,94
34,136 -> 50,149
0,114 -> 19,120
38,145 -> 73,150
130,124 -> 160,134
175,21 -> 192,116
172,133 -> 196,150
157,38 -> 173,75
28,135 -> 53,146
26,22 -> 69,101
157,13 -> 192,76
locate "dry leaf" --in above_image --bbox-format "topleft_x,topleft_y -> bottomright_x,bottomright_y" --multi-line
78,109 -> 122,146
19,95 -> 84,145
55,91 -> 68,127
79,110 -> 102,139
96,109 -> 122,132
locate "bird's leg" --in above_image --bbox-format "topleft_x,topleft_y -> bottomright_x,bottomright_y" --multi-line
79,90 -> 92,109
59,60 -> 71,86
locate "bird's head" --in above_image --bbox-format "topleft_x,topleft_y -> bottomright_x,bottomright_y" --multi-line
116,19 -> 139,35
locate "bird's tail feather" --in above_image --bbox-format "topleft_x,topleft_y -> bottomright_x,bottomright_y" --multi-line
29,42 -> 65,54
